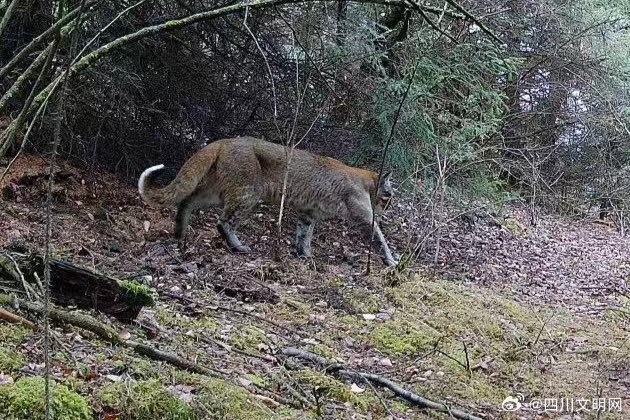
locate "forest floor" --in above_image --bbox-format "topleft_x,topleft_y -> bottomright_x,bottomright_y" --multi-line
0,154 -> 629,419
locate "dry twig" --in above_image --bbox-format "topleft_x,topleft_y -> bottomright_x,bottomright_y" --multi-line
0,293 -> 226,377
279,346 -> 483,420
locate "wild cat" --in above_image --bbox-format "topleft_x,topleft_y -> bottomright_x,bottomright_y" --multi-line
138,137 -> 397,266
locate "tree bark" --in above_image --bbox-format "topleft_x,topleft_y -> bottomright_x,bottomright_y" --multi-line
0,254 -> 153,321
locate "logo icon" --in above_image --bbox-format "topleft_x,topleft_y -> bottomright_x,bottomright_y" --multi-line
502,395 -> 523,411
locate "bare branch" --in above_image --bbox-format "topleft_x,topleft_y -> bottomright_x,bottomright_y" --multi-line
0,0 -> 20,39
0,43 -> 55,113
280,347 -> 483,420
443,0 -> 502,44
0,39 -> 58,158
368,61 -> 418,272
0,0 -> 474,160
0,0 -> 99,79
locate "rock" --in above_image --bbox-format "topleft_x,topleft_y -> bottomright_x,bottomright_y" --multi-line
350,383 -> 365,393
0,374 -> 14,385
238,377 -> 253,387
379,357 -> 393,367
178,262 -> 198,273
139,275 -> 153,285
376,311 -> 391,321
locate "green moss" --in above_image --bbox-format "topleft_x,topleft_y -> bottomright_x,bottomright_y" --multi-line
377,278 -> 549,403
0,324 -> 31,345
154,306 -> 218,333
93,352 -> 108,363
305,342 -> 337,360
227,325 -> 267,351
98,379 -> 194,420
118,279 -> 155,307
343,289 -> 381,313
326,277 -> 345,287
294,368 -> 382,413
270,300 -> 310,323
162,371 -> 280,419
384,279 -> 540,344
155,306 -> 178,326
338,314 -> 356,325
154,307 -> 193,329
243,373 -> 268,388
453,373 -> 506,401
0,376 -> 91,420
502,217 -> 526,234
111,355 -> 161,380
390,399 -> 409,412
190,316 -> 219,330
193,376 -> 276,419
503,361 -> 543,393
0,347 -> 24,372
0,325 -> 29,373
295,367 -> 353,402
434,345 -> 507,400
368,320 -> 438,355
604,296 -> 630,321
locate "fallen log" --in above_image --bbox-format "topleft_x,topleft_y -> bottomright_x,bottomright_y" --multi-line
0,253 -> 153,321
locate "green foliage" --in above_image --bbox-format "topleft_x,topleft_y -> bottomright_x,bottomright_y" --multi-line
0,325 -> 30,373
293,367 -> 385,413
98,379 -> 194,420
97,375 -> 279,420
294,367 -> 353,402
356,32 -> 522,200
460,171 -> 514,204
0,377 -> 91,420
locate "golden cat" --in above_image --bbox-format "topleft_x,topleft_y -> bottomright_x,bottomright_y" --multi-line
138,137 -> 398,266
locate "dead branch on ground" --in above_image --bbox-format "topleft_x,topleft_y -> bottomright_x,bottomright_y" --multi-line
279,346 -> 483,420
0,306 -> 36,329
0,293 -> 225,375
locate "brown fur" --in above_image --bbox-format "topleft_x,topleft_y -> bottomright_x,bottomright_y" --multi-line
138,137 -> 397,265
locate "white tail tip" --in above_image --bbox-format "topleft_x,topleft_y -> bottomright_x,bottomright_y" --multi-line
138,164 -> 165,199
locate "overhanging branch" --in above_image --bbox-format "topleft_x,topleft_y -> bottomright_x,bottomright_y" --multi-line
0,0 -> 492,158
0,0 -> 100,79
